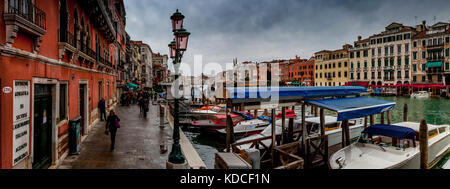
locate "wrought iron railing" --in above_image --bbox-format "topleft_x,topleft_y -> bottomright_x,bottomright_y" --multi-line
59,30 -> 75,47
6,0 -> 46,30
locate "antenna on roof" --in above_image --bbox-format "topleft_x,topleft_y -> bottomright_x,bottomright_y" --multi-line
414,16 -> 417,25
433,16 -> 437,24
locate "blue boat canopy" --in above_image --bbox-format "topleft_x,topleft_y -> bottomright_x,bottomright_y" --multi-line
226,87 -> 366,103
231,110 -> 254,120
362,124 -> 416,146
306,97 -> 395,121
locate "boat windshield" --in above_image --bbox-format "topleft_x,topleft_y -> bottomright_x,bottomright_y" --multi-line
358,134 -> 414,150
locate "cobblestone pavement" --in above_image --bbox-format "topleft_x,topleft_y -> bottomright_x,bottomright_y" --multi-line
58,103 -> 173,169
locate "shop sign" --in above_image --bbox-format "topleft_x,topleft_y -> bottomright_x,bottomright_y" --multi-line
12,81 -> 30,166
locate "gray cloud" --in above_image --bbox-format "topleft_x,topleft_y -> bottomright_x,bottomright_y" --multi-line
125,0 -> 450,76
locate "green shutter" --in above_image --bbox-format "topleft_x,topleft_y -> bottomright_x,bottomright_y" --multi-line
413,52 -> 417,60
422,51 -> 426,59
390,59 -> 394,66
446,48 -> 449,57
398,58 -> 401,66
446,62 -> 450,70
378,60 -> 381,67
405,58 -> 409,65
385,59 -> 388,66
413,64 -> 417,72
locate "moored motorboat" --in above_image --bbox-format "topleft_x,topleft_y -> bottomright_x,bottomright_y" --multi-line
217,119 -> 271,136
329,122 -> 450,169
411,91 -> 430,99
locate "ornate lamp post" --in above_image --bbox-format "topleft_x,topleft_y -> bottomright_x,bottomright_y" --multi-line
167,9 -> 190,167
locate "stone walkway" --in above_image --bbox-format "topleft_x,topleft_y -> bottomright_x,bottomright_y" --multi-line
58,103 -> 173,169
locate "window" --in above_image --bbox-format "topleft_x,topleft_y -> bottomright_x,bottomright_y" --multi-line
405,43 -> 409,52
413,76 -> 417,82
351,73 -> 354,80
413,52 -> 417,60
446,37 -> 450,44
364,61 -> 367,68
385,46 -> 388,55
446,62 -> 450,70
378,47 -> 381,56
422,51 -> 426,59
372,59 -> 375,67
397,71 -> 402,79
413,64 -> 417,72
364,72 -> 367,79
422,63 -> 426,71
378,59 -> 382,67
446,48 -> 449,57
59,83 -> 68,122
413,41 -> 417,48
344,62 -> 348,67
385,59 -> 389,67
344,71 -> 348,78
357,62 -> 361,69
338,62 -> 341,68
422,40 -> 426,46
422,76 -> 426,82
397,45 -> 402,54
405,57 -> 409,65
372,48 -> 375,56
338,72 -> 341,77
397,57 -> 402,66
357,73 -> 360,80
351,63 -> 354,69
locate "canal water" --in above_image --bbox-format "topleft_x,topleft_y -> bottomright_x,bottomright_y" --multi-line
183,96 -> 450,169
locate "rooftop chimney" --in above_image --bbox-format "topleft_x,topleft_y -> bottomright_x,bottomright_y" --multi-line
358,36 -> 362,41
422,20 -> 427,29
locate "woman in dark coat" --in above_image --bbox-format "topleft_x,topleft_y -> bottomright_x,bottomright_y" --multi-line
105,110 -> 120,151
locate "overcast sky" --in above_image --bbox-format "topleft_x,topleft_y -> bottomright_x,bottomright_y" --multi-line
124,0 -> 450,76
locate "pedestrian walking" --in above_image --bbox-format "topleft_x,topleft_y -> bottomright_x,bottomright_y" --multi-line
105,110 -> 120,151
98,98 -> 107,121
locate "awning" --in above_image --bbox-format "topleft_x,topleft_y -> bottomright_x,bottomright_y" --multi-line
426,61 -> 442,68
226,86 -> 367,103
306,97 -> 396,121
344,81 -> 369,87
362,124 -> 416,146
125,83 -> 139,88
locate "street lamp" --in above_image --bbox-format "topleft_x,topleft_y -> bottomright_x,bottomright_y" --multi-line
168,9 -> 191,167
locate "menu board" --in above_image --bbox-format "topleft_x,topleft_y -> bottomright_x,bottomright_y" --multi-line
12,80 -> 30,166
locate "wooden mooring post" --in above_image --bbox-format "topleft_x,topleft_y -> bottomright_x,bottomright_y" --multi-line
403,104 -> 408,122
271,109 -> 276,166
281,107 -> 286,144
364,116 -> 368,129
370,115 -> 374,127
225,99 -> 235,152
419,120 -> 429,169
341,120 -> 349,148
387,111 -> 391,125
287,118 -> 294,143
380,112 -> 385,125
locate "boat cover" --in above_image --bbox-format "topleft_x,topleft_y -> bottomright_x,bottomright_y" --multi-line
226,86 -> 366,100
306,97 -> 395,121
362,124 -> 416,146
257,116 -> 272,123
231,110 -> 255,120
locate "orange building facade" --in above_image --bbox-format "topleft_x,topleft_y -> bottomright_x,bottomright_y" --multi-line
0,0 -> 127,169
288,57 -> 315,86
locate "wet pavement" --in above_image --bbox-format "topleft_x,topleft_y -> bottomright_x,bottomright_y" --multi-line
58,103 -> 173,169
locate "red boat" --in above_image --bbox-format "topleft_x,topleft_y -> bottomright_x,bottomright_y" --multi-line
275,109 -> 297,119
191,111 -> 254,131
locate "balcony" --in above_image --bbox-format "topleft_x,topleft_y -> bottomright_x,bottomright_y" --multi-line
58,31 -> 96,63
78,0 -> 116,43
427,56 -> 445,62
425,43 -> 444,49
426,68 -> 443,74
4,0 -> 47,51
327,77 -> 333,81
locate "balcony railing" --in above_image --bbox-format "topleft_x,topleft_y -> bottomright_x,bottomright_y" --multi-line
59,30 -> 75,47
6,0 -> 46,30
427,57 -> 445,61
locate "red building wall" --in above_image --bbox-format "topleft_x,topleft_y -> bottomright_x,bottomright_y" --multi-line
0,0 -> 123,169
